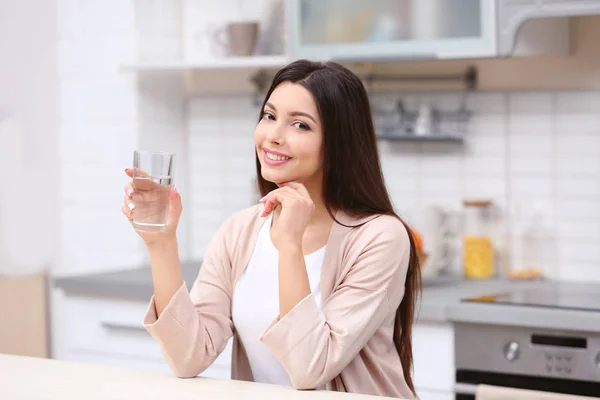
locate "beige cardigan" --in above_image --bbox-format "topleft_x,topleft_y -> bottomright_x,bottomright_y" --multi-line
143,204 -> 414,399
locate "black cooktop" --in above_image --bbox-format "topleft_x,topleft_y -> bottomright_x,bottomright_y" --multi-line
462,285 -> 600,312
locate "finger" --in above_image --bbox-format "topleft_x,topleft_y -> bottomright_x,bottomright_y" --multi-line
121,205 -> 133,221
262,191 -> 296,216
262,192 -> 283,216
123,182 -> 134,197
280,182 -> 311,199
167,185 -> 183,221
260,187 -> 300,214
125,167 -> 150,178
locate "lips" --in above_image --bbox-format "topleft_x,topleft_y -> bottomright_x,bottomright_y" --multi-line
262,148 -> 292,166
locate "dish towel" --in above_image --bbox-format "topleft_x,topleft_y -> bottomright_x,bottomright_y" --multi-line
475,384 -> 599,400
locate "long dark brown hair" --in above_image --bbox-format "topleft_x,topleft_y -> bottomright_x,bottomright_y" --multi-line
255,59 -> 421,395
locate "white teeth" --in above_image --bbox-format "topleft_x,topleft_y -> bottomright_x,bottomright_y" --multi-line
266,152 -> 291,161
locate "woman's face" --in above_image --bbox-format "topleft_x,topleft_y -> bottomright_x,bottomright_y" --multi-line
254,81 -> 323,187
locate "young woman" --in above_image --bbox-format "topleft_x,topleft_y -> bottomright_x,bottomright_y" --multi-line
122,60 -> 421,399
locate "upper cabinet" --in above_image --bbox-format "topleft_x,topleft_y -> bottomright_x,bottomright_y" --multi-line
285,0 -> 600,62
287,0 -> 497,62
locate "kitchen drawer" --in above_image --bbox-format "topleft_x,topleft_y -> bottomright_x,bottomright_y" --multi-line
63,296 -> 232,378
413,321 -> 455,392
64,296 -> 164,360
64,350 -> 173,373
65,349 -> 231,380
414,388 -> 454,400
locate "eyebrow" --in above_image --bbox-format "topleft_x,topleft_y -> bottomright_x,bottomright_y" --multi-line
265,101 -> 317,125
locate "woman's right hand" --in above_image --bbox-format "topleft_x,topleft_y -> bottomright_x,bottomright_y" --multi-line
122,167 -> 183,245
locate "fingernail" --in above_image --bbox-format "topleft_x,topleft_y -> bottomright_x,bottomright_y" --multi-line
127,203 -> 135,211
127,188 -> 133,197
173,185 -> 178,194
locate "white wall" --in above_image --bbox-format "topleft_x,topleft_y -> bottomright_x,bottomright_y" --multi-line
187,90 -> 600,282
0,0 -> 60,275
56,0 -> 145,276
52,0 -> 600,284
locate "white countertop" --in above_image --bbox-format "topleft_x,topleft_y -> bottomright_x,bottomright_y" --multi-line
0,354 -> 400,400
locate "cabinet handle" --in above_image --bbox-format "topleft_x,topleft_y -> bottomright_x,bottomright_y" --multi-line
454,383 -> 478,395
101,322 -> 148,334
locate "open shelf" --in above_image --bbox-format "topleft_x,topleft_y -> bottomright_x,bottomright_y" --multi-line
120,55 -> 289,73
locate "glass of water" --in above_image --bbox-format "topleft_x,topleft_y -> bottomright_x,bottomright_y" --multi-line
131,150 -> 175,232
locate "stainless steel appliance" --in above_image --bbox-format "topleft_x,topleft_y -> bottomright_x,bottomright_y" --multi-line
454,287 -> 600,399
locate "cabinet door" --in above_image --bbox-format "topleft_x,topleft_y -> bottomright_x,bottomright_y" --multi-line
286,0 -> 496,61
415,389 -> 455,400
413,321 -> 455,392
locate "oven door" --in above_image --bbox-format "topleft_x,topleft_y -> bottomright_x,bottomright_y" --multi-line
454,369 -> 600,400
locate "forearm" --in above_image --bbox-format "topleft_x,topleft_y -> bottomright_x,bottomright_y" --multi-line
278,245 -> 311,317
147,238 -> 184,316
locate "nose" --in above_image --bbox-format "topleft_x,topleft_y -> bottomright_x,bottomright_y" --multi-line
264,123 -> 285,145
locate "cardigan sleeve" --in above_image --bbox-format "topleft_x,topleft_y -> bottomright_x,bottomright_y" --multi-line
259,217 -> 411,390
143,217 -> 235,378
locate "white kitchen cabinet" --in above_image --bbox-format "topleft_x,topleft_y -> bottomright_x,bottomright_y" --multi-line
415,389 -> 455,400
286,0 -> 600,62
287,0 -> 496,61
412,321 -> 455,397
59,296 -> 232,380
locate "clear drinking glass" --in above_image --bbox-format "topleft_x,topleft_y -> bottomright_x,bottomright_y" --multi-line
131,150 -> 175,232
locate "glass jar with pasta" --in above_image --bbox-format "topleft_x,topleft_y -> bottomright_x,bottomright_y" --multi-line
463,200 -> 495,279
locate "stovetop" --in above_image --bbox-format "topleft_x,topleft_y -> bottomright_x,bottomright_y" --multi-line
462,285 -> 600,312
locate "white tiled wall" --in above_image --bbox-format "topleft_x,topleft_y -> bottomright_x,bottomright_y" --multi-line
55,0 -> 600,282
187,90 -> 600,282
57,0 -> 143,275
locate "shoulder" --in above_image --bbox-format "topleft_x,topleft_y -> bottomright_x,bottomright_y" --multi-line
335,210 -> 411,272
342,212 -> 410,249
213,204 -> 264,243
335,212 -> 411,296
221,204 -> 263,231
203,204 -> 264,264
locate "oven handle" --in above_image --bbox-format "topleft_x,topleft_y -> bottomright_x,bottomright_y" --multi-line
454,383 -> 478,395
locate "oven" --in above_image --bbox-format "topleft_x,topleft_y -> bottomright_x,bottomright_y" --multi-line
453,322 -> 600,399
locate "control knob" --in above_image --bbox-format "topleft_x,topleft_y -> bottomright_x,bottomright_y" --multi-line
504,341 -> 520,361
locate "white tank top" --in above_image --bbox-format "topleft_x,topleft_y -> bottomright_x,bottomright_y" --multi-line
232,213 -> 326,387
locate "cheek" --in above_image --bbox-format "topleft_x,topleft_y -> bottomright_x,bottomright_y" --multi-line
253,125 -> 264,146
296,136 -> 323,165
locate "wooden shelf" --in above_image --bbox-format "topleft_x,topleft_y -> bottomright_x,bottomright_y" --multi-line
120,55 -> 289,73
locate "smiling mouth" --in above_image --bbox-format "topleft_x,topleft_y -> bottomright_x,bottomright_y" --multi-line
263,149 -> 292,165
265,152 -> 291,161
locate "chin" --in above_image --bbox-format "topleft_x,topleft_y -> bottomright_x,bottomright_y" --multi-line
261,172 -> 288,185
261,170 -> 297,185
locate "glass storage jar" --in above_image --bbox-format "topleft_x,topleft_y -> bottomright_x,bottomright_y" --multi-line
463,200 -> 495,279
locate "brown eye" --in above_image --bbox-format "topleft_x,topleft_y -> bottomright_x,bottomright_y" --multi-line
293,121 -> 309,131
263,111 -> 275,121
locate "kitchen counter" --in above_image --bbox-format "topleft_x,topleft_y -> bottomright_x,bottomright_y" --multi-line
416,278 -> 600,333
0,354 -> 397,400
53,260 -> 203,301
54,263 -> 600,333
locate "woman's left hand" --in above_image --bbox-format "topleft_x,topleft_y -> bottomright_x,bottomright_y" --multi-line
260,182 -> 315,252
